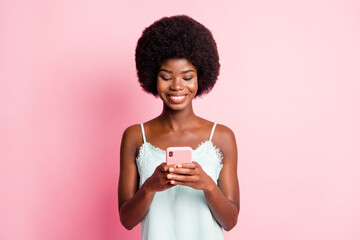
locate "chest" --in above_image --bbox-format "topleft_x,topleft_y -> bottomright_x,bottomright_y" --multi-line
136,141 -> 223,186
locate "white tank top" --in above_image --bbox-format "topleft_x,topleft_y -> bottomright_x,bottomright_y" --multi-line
136,123 -> 224,240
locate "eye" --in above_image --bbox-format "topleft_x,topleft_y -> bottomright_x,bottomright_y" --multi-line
160,76 -> 171,81
183,77 -> 193,81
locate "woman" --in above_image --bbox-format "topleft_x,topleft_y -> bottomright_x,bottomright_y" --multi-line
118,15 -> 239,240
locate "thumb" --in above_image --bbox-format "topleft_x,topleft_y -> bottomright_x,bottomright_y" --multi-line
158,163 -> 169,172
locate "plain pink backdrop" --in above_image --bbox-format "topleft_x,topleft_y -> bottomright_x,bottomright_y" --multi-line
1,0 -> 360,239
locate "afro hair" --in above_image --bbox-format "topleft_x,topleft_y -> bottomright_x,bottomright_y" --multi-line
135,15 -> 220,97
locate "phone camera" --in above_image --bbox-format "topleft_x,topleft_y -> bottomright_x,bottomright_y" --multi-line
169,151 -> 173,157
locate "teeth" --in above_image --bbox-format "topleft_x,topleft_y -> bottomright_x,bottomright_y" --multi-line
169,95 -> 185,100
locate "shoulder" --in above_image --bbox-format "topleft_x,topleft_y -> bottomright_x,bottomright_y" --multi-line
212,123 -> 237,160
122,124 -> 142,141
213,123 -> 236,143
121,124 -> 144,154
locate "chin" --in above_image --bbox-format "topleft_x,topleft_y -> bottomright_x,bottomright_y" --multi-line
166,103 -> 186,111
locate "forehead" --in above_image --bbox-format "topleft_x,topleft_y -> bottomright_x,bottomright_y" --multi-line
160,58 -> 197,72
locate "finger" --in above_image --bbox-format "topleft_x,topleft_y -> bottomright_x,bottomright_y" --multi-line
191,161 -> 200,167
167,164 -> 184,172
169,180 -> 193,187
168,165 -> 178,172
161,172 -> 172,181
178,163 -> 196,169
163,179 -> 173,185
159,163 -> 170,172
163,175 -> 177,183
167,173 -> 199,182
169,179 -> 186,185
170,167 -> 197,175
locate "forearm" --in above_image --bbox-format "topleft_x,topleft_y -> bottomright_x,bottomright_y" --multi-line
119,179 -> 155,230
204,181 -> 239,231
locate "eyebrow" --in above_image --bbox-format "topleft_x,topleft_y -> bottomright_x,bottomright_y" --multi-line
159,69 -> 195,74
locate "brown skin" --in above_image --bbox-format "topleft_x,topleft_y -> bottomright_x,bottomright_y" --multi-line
118,58 -> 240,231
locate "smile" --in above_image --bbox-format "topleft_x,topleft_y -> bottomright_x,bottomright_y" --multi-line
168,95 -> 187,104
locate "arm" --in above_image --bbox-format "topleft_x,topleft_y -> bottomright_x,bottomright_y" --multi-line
205,124 -> 239,231
166,124 -> 239,231
118,125 -> 174,230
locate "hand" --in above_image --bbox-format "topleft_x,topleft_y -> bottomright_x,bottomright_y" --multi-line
166,161 -> 215,192
145,163 -> 174,193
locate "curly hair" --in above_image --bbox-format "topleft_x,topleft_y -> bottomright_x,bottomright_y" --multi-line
135,15 -> 220,97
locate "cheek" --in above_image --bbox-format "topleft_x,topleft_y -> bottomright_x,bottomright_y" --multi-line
156,78 -> 164,93
156,78 -> 169,97
188,79 -> 198,93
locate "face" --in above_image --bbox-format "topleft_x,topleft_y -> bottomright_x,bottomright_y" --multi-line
157,58 -> 198,110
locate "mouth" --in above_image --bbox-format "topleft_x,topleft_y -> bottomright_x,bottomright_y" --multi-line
167,94 -> 188,104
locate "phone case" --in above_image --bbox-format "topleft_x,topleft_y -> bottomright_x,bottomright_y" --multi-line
166,147 -> 192,165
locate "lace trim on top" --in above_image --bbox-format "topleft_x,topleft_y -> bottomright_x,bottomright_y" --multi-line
136,140 -> 223,163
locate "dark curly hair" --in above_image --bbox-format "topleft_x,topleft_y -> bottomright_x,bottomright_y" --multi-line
135,15 -> 220,97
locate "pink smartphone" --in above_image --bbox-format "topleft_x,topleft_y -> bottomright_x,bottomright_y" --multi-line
166,147 -> 192,165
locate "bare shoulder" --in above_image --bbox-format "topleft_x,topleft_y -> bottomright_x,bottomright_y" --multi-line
121,124 -> 143,155
214,123 -> 236,144
123,124 -> 141,137
212,123 -> 237,161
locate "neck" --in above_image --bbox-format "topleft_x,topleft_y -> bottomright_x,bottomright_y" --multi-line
159,103 -> 197,131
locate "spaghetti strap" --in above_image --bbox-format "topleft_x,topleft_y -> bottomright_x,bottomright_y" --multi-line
140,123 -> 147,143
209,123 -> 217,141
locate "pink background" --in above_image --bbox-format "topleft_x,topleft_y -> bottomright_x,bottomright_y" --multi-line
1,1 -> 360,239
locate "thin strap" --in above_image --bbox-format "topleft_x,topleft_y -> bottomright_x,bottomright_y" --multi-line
140,123 -> 147,143
209,123 -> 217,141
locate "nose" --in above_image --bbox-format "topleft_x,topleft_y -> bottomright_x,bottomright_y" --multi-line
170,77 -> 184,91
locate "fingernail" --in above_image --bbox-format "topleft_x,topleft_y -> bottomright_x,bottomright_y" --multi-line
167,174 -> 172,179
176,164 -> 182,168
169,167 -> 174,172
170,180 -> 175,184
